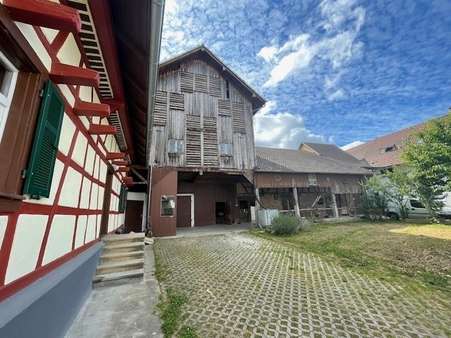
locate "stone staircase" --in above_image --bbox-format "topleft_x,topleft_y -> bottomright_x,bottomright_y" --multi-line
93,233 -> 145,284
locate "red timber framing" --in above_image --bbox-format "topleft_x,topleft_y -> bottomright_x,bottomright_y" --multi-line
0,1 -> 129,302
74,101 -> 110,118
88,124 -> 116,135
3,0 -> 81,33
50,62 -> 99,87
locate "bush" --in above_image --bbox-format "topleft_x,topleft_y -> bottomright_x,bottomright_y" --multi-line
269,214 -> 301,235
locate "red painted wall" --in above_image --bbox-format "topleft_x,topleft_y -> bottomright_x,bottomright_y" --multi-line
150,168 -> 177,236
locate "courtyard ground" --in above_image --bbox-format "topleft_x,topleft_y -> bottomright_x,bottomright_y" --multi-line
154,222 -> 451,337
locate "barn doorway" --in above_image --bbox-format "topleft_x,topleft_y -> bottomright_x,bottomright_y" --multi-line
215,202 -> 226,224
177,194 -> 193,227
125,200 -> 144,233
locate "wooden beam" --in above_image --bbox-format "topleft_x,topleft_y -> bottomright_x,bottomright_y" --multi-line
106,152 -> 126,160
74,101 -> 110,118
3,0 -> 81,33
116,167 -> 130,173
89,124 -> 116,135
50,62 -> 99,87
112,160 -> 128,166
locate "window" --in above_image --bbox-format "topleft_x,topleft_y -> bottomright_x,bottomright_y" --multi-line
219,143 -> 232,157
161,195 -> 175,216
23,81 -> 65,199
381,144 -> 398,153
0,50 -> 18,143
225,80 -> 230,99
168,139 -> 184,155
308,174 -> 317,186
410,199 -> 425,209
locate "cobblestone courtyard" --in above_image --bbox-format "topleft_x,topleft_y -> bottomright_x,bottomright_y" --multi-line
154,233 -> 450,337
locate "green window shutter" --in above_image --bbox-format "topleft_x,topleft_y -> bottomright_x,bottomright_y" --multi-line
118,185 -> 127,212
23,81 -> 65,199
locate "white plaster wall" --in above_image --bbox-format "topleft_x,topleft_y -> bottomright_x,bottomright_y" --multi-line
90,183 -> 98,210
42,215 -> 76,264
79,86 -> 92,102
0,215 -> 8,248
72,133 -> 88,167
84,145 -> 95,175
59,167 -> 82,207
57,84 -> 75,107
15,23 -> 51,70
85,215 -> 96,243
41,27 -> 59,43
74,215 -> 87,249
57,34 -> 80,66
28,158 -> 64,206
79,177 -> 91,209
5,215 -> 48,283
58,114 -> 76,156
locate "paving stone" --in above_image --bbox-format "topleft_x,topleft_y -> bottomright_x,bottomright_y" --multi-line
154,233 -> 450,337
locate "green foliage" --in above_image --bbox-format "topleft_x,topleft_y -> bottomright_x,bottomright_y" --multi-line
385,166 -> 415,219
158,289 -> 197,338
402,114 -> 451,220
269,214 -> 301,235
359,175 -> 389,220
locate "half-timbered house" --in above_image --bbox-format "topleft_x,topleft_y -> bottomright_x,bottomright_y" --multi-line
149,46 -> 265,236
0,1 -> 163,336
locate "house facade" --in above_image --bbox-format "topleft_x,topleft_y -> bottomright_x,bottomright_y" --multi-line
148,46 -> 265,236
0,1 -> 163,337
255,144 -> 371,218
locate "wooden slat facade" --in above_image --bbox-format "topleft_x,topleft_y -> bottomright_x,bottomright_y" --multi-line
150,58 -> 256,171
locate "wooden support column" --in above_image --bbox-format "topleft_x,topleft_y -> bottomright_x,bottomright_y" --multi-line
292,186 -> 301,218
331,192 -> 339,218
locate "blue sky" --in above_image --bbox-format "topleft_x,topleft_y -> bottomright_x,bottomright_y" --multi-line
161,0 -> 451,149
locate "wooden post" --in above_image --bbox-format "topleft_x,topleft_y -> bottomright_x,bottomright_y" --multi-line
331,192 -> 339,218
292,186 -> 301,218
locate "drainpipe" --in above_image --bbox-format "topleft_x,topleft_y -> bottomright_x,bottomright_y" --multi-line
145,0 -> 165,233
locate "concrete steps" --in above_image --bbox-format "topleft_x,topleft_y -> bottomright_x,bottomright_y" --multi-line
94,232 -> 146,284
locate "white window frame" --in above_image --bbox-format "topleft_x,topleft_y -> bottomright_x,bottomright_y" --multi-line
308,173 -> 318,186
0,50 -> 18,143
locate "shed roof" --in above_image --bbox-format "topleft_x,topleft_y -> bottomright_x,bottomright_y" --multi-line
300,143 -> 366,164
256,147 -> 371,175
159,45 -> 266,111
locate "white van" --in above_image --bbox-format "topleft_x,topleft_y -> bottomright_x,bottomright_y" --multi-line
387,193 -> 451,219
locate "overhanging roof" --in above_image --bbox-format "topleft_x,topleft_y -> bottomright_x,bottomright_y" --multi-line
159,45 -> 266,111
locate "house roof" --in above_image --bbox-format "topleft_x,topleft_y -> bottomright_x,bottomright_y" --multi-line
346,122 -> 427,168
159,45 -> 266,111
300,143 -> 366,164
256,146 -> 371,175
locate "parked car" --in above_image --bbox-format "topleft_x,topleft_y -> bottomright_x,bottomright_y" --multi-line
387,193 -> 451,219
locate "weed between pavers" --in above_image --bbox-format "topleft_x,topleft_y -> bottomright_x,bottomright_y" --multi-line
157,288 -> 198,338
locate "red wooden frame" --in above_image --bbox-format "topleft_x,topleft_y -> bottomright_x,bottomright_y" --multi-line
3,0 -> 81,33
106,152 -> 126,160
50,62 -> 99,87
74,101 -> 110,118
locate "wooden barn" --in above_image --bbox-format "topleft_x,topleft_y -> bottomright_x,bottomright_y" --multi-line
255,144 -> 371,218
148,46 -> 265,236
0,1 -> 163,337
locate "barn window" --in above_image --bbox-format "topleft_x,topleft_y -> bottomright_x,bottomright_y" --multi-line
0,50 -> 18,143
219,143 -> 232,157
308,174 -> 317,186
225,80 -> 230,99
23,81 -> 65,199
161,195 -> 175,216
168,139 -> 184,155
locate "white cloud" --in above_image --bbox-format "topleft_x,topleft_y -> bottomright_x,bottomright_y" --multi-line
254,101 -> 326,148
341,140 -> 364,150
327,89 -> 346,101
260,0 -> 366,88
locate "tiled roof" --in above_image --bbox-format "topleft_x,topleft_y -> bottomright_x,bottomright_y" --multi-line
301,143 -> 366,164
346,122 -> 426,168
256,147 -> 371,175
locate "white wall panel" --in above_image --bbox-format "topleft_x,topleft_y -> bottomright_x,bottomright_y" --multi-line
74,215 -> 87,249
58,114 -> 76,156
85,215 -> 96,243
15,23 -> 51,70
84,145 -> 95,175
42,215 -> 76,264
72,133 -> 87,167
0,215 -> 8,249
57,34 -> 81,66
79,177 -> 91,209
59,167 -> 82,207
5,215 -> 48,284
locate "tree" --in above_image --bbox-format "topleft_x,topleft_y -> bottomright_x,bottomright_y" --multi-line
386,166 -> 414,219
360,175 -> 389,221
402,114 -> 451,219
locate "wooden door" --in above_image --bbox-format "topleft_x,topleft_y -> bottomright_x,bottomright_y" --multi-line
125,200 -> 144,233
100,169 -> 113,236
177,195 -> 191,227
